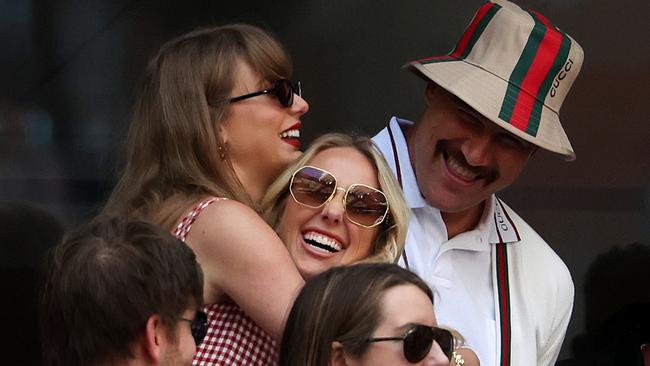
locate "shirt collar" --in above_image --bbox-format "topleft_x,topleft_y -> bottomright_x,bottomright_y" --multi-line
440,196 -> 521,251
384,117 -> 429,209
488,196 -> 521,244
447,196 -> 496,252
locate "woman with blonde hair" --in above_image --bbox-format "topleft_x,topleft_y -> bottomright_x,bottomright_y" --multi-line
262,133 -> 410,280
104,24 -> 309,365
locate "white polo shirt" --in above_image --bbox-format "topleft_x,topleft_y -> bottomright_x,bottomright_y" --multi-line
373,117 -> 574,366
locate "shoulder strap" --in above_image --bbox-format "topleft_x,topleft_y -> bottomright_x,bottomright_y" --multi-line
173,197 -> 226,242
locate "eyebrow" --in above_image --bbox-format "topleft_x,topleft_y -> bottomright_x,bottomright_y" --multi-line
393,322 -> 423,334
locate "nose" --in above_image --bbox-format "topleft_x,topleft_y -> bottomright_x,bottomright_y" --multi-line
291,93 -> 309,115
462,132 -> 492,167
320,188 -> 345,225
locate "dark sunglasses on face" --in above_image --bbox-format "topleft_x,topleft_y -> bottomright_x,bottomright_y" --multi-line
180,310 -> 208,345
365,324 -> 454,363
214,78 -> 302,108
289,166 -> 389,228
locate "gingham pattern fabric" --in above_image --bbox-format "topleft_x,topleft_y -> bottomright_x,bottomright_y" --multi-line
173,197 -> 224,241
193,301 -> 278,366
173,197 -> 278,366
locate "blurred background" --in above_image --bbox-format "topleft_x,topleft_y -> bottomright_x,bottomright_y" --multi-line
1,0 -> 648,364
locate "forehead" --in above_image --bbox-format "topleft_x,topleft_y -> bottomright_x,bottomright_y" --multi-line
376,284 -> 436,332
306,147 -> 379,188
232,60 -> 266,91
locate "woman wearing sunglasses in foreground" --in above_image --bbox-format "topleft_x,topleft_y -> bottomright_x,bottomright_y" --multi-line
103,24 -> 309,365
262,133 -> 410,280
279,263 -> 478,366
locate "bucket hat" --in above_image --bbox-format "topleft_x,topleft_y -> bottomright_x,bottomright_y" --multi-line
407,0 -> 583,160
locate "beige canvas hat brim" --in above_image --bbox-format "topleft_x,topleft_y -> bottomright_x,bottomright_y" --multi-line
408,59 -> 575,160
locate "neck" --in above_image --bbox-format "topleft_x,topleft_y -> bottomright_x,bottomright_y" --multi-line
231,164 -> 270,204
441,200 -> 486,239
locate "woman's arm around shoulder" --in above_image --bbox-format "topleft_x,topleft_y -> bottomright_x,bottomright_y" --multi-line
184,198 -> 304,341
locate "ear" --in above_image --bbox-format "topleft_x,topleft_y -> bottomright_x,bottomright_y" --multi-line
424,82 -> 438,106
330,341 -> 354,366
217,124 -> 229,146
143,314 -> 164,363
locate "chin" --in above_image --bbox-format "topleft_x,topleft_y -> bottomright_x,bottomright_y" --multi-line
297,264 -> 321,281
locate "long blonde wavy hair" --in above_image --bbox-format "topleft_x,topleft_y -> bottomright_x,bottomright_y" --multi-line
261,133 -> 410,264
103,24 -> 292,229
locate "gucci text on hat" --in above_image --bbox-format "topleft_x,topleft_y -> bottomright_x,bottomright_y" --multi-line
407,0 -> 584,160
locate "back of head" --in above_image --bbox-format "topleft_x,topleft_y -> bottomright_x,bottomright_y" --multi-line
278,263 -> 431,366
40,216 -> 203,366
105,24 -> 293,228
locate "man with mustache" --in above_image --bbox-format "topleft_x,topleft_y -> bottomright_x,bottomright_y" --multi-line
373,1 -> 583,365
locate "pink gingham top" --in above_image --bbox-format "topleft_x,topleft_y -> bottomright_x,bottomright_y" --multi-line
173,197 -> 278,366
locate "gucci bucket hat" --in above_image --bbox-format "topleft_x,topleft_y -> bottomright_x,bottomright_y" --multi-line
407,0 -> 584,160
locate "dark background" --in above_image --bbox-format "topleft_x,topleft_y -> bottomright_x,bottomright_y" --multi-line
1,0 -> 648,364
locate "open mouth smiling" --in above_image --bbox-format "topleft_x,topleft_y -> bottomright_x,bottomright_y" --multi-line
280,129 -> 300,139
438,144 -> 498,186
303,231 -> 342,253
445,152 -> 480,181
280,122 -> 301,148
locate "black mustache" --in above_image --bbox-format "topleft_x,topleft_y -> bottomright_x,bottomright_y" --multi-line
435,140 -> 499,185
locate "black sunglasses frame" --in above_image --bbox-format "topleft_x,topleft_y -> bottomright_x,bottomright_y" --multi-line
213,79 -> 301,108
365,325 -> 454,363
180,310 -> 208,345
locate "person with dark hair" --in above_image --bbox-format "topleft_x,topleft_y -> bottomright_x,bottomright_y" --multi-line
372,1 -> 584,365
279,263 -> 478,366
40,216 -> 205,366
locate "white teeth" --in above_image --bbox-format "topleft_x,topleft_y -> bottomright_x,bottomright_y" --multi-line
447,155 -> 478,181
303,231 -> 342,253
280,129 -> 300,138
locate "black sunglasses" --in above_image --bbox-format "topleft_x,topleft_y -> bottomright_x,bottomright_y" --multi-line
180,310 -> 208,345
214,79 -> 302,108
365,325 -> 454,363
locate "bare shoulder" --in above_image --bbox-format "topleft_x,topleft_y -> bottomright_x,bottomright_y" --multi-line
179,197 -> 302,339
186,198 -> 279,251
